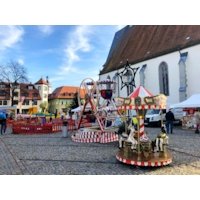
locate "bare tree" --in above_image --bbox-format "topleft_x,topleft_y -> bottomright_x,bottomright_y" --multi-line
0,60 -> 29,106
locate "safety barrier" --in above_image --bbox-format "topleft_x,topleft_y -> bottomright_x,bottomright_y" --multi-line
12,122 -> 62,134
66,118 -> 92,131
67,119 -> 77,132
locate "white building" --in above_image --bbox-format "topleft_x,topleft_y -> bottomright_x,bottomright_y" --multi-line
99,25 -> 200,105
34,78 -> 49,103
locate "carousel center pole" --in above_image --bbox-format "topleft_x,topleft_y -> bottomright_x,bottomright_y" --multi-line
137,110 -> 141,154
160,109 -> 163,127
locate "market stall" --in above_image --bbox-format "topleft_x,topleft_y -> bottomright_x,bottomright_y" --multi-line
170,94 -> 200,130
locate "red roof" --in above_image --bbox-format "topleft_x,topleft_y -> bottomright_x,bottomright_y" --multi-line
100,25 -> 200,75
35,78 -> 48,85
0,82 -> 41,100
20,83 -> 41,100
49,86 -> 85,99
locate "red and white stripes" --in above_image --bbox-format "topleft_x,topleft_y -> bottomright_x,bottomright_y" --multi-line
71,130 -> 118,143
118,104 -> 166,110
116,154 -> 172,167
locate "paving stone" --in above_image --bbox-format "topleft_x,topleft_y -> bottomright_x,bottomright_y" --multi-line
0,126 -> 200,174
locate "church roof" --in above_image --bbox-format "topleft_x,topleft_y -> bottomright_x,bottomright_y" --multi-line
100,25 -> 200,75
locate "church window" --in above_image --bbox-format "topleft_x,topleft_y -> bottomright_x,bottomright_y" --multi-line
159,62 -> 169,96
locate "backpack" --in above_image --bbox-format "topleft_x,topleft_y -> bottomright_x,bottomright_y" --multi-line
0,112 -> 6,120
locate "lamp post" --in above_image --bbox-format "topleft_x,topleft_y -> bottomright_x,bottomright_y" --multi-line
116,60 -> 139,140
117,60 -> 139,97
121,69 -> 132,96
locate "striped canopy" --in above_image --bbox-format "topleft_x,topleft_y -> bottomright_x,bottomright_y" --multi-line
117,86 -> 166,110
129,86 -> 153,98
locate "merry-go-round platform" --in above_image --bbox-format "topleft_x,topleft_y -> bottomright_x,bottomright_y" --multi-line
116,148 -> 172,167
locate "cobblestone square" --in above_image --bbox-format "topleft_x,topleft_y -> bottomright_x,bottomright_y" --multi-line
0,127 -> 200,175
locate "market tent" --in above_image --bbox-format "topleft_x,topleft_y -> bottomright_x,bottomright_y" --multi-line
0,105 -> 17,112
170,94 -> 200,108
71,105 -> 91,112
71,106 -> 83,112
129,86 -> 153,98
0,105 -> 17,117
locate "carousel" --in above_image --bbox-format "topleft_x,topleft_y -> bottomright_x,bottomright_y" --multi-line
71,78 -> 119,143
116,86 -> 172,167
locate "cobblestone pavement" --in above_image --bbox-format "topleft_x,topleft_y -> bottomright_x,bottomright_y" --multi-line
0,127 -> 200,175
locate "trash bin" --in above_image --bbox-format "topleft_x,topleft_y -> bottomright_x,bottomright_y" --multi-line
62,120 -> 68,137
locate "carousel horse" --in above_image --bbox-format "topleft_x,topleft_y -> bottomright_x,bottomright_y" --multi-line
118,123 -> 138,150
152,127 -> 169,152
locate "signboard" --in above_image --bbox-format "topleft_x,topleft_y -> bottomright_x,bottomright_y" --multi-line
134,97 -> 141,106
124,98 -> 131,105
144,97 -> 155,105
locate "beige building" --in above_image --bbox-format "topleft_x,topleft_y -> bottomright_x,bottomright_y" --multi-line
0,77 -> 51,114
48,86 -> 81,114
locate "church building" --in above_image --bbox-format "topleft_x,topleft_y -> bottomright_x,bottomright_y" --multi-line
99,25 -> 200,105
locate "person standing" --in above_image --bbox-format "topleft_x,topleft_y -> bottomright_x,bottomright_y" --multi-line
165,109 -> 175,134
54,110 -> 57,119
194,109 -> 200,133
0,112 -> 7,135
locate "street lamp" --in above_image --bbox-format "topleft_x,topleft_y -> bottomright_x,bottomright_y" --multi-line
117,60 -> 139,96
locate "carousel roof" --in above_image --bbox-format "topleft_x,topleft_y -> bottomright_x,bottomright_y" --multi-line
129,86 -> 153,98
118,86 -> 166,110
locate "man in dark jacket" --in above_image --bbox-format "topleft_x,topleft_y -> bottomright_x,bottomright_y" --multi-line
165,109 -> 175,134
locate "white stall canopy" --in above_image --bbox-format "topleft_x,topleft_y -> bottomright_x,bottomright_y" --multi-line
170,94 -> 200,108
71,105 -> 91,112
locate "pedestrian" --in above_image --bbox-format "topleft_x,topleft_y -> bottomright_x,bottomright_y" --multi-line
54,110 -> 57,119
0,112 -> 7,135
194,109 -> 200,133
61,112 -> 64,120
165,109 -> 175,134
72,112 -> 78,128
66,112 -> 70,120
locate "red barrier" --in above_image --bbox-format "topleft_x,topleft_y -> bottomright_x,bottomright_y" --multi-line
12,122 -> 62,134
67,119 -> 76,131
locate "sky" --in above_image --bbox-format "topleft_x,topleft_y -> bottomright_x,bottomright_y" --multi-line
0,25 -> 124,91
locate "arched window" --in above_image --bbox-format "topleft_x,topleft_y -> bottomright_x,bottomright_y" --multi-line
139,64 -> 147,87
178,52 -> 188,101
106,75 -> 111,89
112,73 -> 120,97
126,69 -> 133,95
159,62 -> 169,96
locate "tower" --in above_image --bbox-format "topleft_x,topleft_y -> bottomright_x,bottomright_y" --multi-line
46,76 -> 52,94
35,77 -> 49,103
